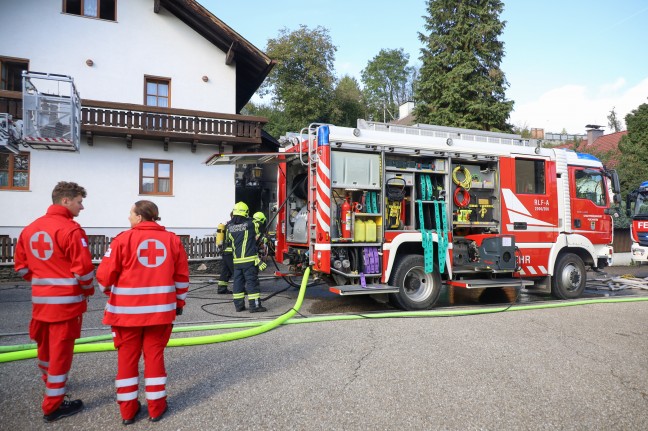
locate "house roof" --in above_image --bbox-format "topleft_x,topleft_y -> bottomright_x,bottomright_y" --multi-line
585,130 -> 627,153
160,0 -> 275,113
553,130 -> 627,168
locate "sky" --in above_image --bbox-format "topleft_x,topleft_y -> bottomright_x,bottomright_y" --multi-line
202,0 -> 648,135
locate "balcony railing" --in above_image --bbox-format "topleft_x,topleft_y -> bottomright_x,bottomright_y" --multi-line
0,90 -> 266,147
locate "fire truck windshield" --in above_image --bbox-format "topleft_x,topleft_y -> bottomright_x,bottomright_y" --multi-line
575,170 -> 606,206
633,192 -> 648,216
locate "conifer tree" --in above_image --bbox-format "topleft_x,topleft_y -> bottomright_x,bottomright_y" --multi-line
618,103 -> 648,196
415,0 -> 513,131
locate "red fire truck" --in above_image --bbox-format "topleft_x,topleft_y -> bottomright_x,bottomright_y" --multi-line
626,181 -> 648,264
210,121 -> 621,310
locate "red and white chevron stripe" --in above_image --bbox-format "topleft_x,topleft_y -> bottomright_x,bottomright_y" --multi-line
316,154 -> 331,235
519,265 -> 548,276
24,136 -> 73,144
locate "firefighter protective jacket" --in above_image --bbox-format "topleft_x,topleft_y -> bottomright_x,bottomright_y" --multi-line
14,205 -> 95,322
228,218 -> 259,265
223,220 -> 233,255
96,221 -> 190,327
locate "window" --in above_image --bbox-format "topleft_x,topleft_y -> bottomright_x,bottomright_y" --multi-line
0,57 -> 29,91
0,152 -> 30,190
515,159 -> 545,194
145,77 -> 170,107
144,76 -> 170,129
63,0 -> 116,21
575,169 -> 606,206
140,159 -> 172,195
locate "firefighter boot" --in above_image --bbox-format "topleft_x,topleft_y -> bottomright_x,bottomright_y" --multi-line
217,281 -> 232,294
249,298 -> 267,313
234,298 -> 246,312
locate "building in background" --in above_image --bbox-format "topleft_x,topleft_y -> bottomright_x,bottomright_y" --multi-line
0,0 -> 276,240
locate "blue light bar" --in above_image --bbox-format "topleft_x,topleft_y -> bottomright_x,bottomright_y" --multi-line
576,153 -> 601,162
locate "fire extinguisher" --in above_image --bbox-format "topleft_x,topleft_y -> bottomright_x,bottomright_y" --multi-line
341,196 -> 352,239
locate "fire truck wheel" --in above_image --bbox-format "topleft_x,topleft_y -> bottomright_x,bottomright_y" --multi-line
552,253 -> 586,299
388,255 -> 441,310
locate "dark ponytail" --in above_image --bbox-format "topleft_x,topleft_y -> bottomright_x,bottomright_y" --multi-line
133,200 -> 161,222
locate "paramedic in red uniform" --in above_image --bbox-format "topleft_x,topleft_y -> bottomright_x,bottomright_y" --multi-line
14,181 -> 95,423
96,200 -> 189,425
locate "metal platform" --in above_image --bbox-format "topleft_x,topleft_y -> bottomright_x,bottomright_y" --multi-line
446,278 -> 534,289
21,72 -> 81,152
330,284 -> 399,296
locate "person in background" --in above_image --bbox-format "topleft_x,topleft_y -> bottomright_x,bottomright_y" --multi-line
252,211 -> 267,240
228,202 -> 266,312
14,181 -> 95,423
252,211 -> 270,264
96,200 -> 189,425
216,212 -> 234,295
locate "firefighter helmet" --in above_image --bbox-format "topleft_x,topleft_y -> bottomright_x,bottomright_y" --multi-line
232,201 -> 249,217
253,212 -> 267,224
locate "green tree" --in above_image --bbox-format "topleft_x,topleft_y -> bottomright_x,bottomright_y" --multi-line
617,103 -> 648,201
331,75 -> 366,127
607,106 -> 622,132
242,101 -> 290,140
361,48 -> 413,122
262,25 -> 337,136
512,123 -> 531,138
415,0 -> 513,131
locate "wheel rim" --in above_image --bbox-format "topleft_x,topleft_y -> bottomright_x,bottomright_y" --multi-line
560,263 -> 583,292
402,265 -> 434,302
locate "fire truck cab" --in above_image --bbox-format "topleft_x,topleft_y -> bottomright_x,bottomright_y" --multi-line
211,120 -> 621,311
626,181 -> 648,264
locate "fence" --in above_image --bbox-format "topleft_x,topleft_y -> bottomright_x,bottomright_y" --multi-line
613,228 -> 631,253
0,231 -> 632,264
0,235 -> 218,263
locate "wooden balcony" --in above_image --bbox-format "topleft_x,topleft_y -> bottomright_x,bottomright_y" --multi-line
1,90 -> 267,150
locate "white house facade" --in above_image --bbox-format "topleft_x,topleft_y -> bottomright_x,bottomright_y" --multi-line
0,0 -> 275,240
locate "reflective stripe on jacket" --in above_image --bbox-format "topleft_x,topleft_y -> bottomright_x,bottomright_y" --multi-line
14,205 -> 95,322
96,221 -> 190,327
228,218 -> 259,265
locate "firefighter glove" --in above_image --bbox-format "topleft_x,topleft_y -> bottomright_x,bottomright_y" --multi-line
257,260 -> 267,271
176,308 -> 183,316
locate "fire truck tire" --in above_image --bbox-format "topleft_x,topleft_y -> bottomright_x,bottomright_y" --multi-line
552,253 -> 586,299
388,255 -> 442,310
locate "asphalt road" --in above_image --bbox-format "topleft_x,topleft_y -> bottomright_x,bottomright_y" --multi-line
1,265 -> 647,430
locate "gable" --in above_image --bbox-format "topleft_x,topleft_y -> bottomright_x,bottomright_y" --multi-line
159,0 -> 275,113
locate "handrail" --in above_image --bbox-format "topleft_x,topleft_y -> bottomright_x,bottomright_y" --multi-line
1,92 -> 267,143
82,99 -> 267,123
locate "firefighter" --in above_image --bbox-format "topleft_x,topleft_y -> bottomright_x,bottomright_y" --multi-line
252,211 -> 269,253
228,202 -> 266,312
216,212 -> 234,295
14,181 -> 95,423
96,200 -> 189,425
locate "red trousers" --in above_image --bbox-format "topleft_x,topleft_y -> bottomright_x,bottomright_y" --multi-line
111,325 -> 173,420
30,316 -> 82,415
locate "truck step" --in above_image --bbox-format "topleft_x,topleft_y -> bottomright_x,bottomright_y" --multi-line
330,284 -> 399,296
445,278 -> 534,289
